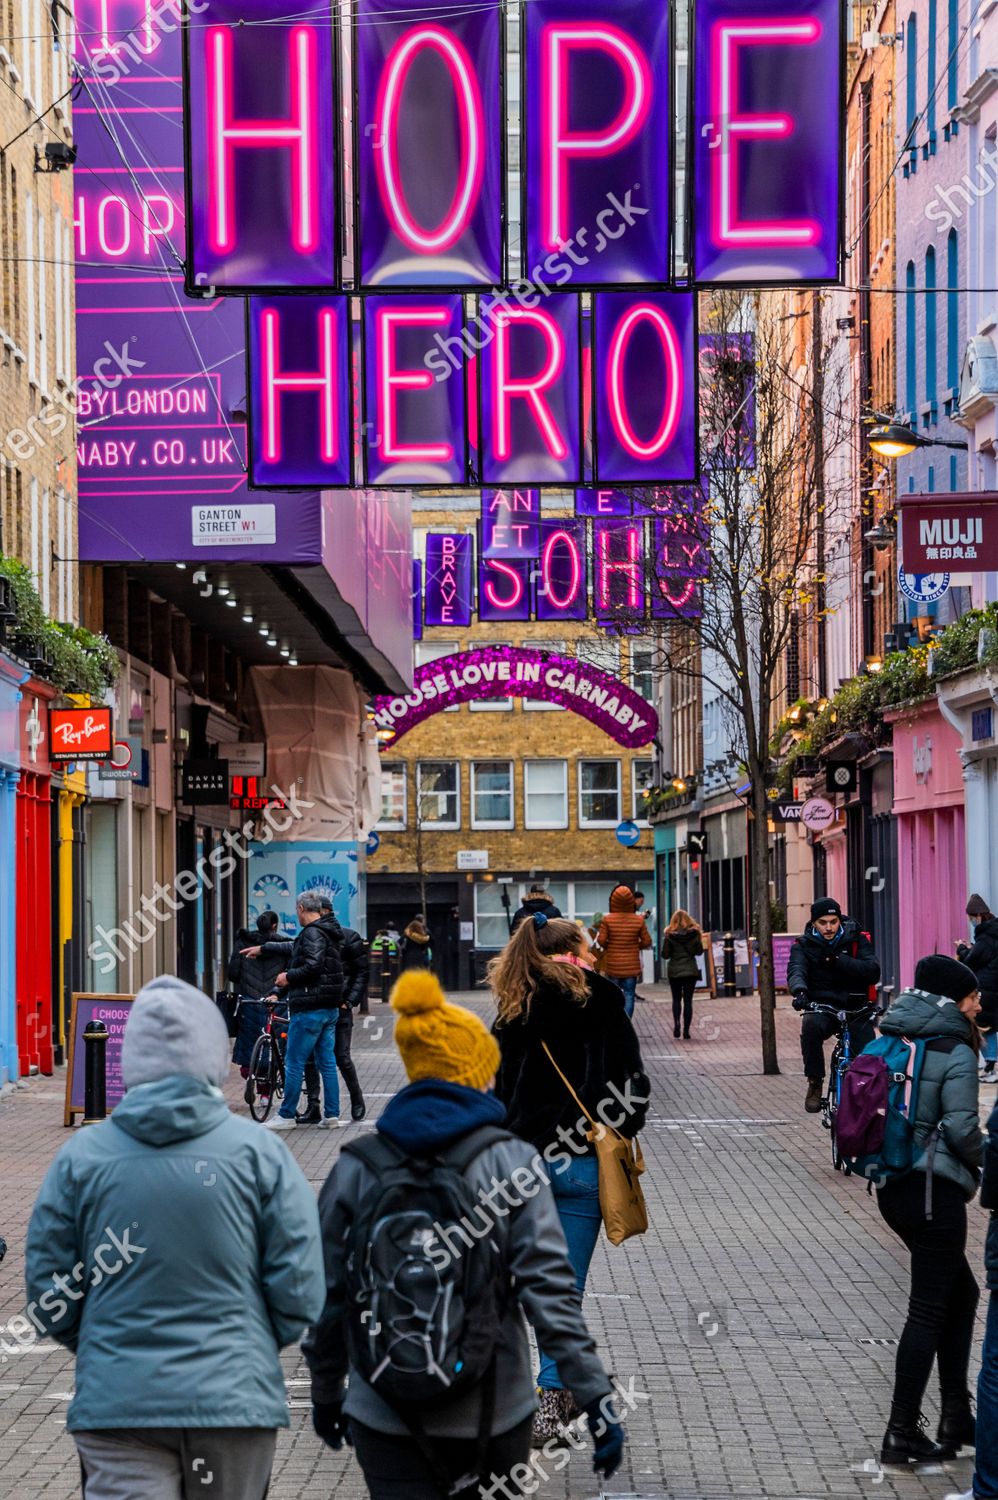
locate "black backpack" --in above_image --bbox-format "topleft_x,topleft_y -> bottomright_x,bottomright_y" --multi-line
341,1126 -> 513,1415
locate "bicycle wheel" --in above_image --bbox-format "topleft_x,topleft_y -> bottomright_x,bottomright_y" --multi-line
247,1033 -> 275,1122
827,1049 -> 844,1171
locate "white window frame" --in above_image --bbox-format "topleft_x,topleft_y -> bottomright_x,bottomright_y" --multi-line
470,760 -> 514,830
631,758 -> 655,823
416,760 -> 461,831
474,882 -> 513,950
524,759 -> 568,830
378,763 -> 407,831
416,640 -> 460,710
629,640 -> 656,703
578,759 -> 622,828
523,640 -> 566,709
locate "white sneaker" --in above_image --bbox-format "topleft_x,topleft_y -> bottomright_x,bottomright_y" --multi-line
263,1115 -> 298,1131
318,1116 -> 342,1129
943,1490 -> 976,1500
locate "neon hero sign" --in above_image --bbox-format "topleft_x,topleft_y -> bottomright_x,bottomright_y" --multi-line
183,0 -> 843,292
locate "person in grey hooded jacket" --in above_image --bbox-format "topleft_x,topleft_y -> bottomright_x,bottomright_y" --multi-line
24,976 -> 325,1500
874,955 -> 985,1469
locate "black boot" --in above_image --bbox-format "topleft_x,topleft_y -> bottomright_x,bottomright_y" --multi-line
351,1097 -> 367,1121
296,1105 -> 322,1124
881,1415 -> 948,1466
936,1398 -> 975,1455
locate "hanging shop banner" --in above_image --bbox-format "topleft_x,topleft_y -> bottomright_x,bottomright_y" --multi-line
652,510 -> 710,577
481,489 -> 541,557
575,488 -> 632,516
479,558 -> 533,622
700,332 -> 756,467
476,294 -> 583,485
372,646 -> 658,746
592,292 -> 698,483
362,294 -> 469,485
898,493 -> 998,572
691,0 -> 844,285
651,575 -> 703,620
246,296 -> 352,488
49,708 -> 114,762
593,518 -> 646,623
521,0 -> 672,285
425,534 -> 474,627
412,559 -> 423,640
533,519 -> 587,621
355,0 -> 504,286
183,0 -> 339,292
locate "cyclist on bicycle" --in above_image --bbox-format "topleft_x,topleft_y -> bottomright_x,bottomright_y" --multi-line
787,897 -> 881,1114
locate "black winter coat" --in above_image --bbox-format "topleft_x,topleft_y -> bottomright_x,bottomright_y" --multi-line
494,971 -> 650,1152
340,927 -> 368,1009
957,916 -> 998,1030
271,913 -> 344,1014
981,1098 -> 998,1291
510,896 -> 563,933
226,928 -> 286,999
786,917 -> 880,1010
661,927 -> 702,980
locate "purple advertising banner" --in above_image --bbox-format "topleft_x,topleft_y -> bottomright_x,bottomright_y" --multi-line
481,489 -> 540,557
425,534 -> 474,627
651,577 -> 703,620
247,296 -> 352,488
593,517 -> 646,624
73,2 -> 321,563
700,333 -> 756,467
692,0 -> 843,284
653,513 -> 710,578
355,0 -> 503,286
67,996 -> 134,1116
413,559 -> 423,640
373,646 -> 658,745
522,0 -> 671,285
536,519 -> 587,621
479,559 -> 532,622
575,488 -> 632,516
184,0 -> 339,291
362,295 -> 468,485
478,294 -> 581,485
593,292 -> 698,483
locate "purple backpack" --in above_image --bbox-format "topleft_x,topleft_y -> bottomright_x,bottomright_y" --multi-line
836,1053 -> 891,1157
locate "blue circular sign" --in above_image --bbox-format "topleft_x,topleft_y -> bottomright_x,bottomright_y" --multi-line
897,561 -> 950,605
615,820 -> 641,847
366,830 -> 381,855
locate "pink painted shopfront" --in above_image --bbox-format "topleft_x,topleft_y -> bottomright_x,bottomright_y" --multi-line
887,702 -> 967,989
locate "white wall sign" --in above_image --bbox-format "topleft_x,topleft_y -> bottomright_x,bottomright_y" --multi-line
192,504 -> 276,547
457,850 -> 489,870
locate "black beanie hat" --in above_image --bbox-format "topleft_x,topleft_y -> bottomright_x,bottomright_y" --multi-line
967,893 -> 991,918
810,897 -> 842,922
914,954 -> 979,1002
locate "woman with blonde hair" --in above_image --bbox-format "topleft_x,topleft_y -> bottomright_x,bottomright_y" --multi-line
661,909 -> 704,1040
488,914 -> 649,1441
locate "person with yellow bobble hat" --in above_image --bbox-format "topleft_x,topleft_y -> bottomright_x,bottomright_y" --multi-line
304,969 -> 625,1499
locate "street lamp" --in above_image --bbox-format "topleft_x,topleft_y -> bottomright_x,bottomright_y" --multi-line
867,421 -> 968,458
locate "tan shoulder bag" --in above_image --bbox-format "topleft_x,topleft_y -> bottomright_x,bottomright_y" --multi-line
541,1042 -> 648,1246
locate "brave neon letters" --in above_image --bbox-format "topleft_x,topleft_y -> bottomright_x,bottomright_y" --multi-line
540,22 -> 652,250
378,305 -> 455,462
206,24 -> 319,254
492,308 -> 568,461
709,18 -> 823,249
374,25 -> 484,253
259,306 -> 340,464
607,303 -> 683,459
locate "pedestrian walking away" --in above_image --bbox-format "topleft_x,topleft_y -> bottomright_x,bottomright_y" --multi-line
24,975 -> 325,1500
510,885 -> 563,933
303,968 -> 625,1499
229,909 -> 286,1086
661,908 -> 704,1038
262,891 -> 344,1130
595,885 -> 651,1018
958,893 -> 998,1084
872,955 -> 984,1466
787,897 -> 881,1113
488,913 -> 649,1443
399,915 -> 432,969
300,898 -> 368,1123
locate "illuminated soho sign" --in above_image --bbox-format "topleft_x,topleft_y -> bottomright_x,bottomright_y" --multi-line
183,0 -> 844,487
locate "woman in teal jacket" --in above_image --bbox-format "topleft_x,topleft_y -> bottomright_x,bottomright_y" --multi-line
24,975 -> 325,1500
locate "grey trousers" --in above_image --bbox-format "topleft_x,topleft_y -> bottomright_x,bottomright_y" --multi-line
75,1427 -> 276,1500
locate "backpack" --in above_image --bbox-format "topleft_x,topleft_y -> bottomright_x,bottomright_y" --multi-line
340,1125 -> 513,1414
838,1034 -> 960,1198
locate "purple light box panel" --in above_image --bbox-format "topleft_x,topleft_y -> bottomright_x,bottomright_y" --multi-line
362,294 -> 468,485
593,291 -> 698,483
692,0 -> 844,284
425,533 -> 474,627
481,488 -> 540,557
247,296 -> 352,488
477,293 -> 581,485
355,0 -> 503,285
536,518 -> 587,621
478,558 -> 532,621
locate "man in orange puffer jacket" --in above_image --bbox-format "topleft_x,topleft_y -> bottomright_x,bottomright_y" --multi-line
596,885 -> 651,1017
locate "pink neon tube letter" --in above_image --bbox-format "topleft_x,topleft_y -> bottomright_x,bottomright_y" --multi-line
541,529 -> 581,609
207,25 -> 319,255
484,560 -> 525,610
596,525 -> 641,610
607,303 -> 683,460
492,307 -> 568,461
540,23 -> 652,250
377,306 -> 454,462
710,18 -> 822,249
260,307 -> 339,464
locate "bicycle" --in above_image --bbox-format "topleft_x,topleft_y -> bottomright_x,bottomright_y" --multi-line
808,1003 -> 881,1170
245,999 -> 290,1122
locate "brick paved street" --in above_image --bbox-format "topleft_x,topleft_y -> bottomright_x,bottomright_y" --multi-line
0,987 -> 991,1500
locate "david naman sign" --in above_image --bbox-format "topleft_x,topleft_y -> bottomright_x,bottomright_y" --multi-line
373,646 -> 657,748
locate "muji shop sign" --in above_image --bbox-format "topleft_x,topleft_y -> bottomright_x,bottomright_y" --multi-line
182,0 -> 844,487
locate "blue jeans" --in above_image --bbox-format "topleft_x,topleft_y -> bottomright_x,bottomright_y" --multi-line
616,976 -> 638,1018
975,1292 -> 998,1500
279,1009 -> 339,1120
537,1152 -> 602,1391
983,1031 -> 997,1064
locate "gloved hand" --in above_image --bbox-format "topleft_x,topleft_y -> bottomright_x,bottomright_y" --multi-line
792,992 -> 809,1011
584,1393 -> 624,1478
313,1401 -> 352,1451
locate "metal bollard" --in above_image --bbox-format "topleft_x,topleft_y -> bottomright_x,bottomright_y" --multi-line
82,1020 -> 109,1125
722,932 -> 737,998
